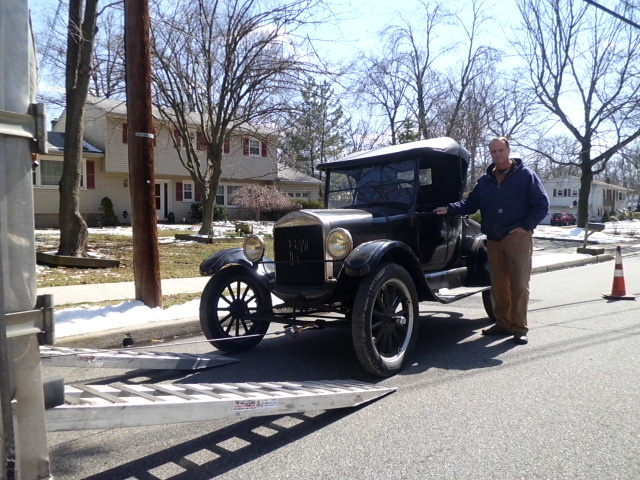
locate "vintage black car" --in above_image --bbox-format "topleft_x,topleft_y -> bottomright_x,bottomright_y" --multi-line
199,137 -> 495,377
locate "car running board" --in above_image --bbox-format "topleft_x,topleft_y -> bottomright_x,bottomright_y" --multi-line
432,285 -> 489,304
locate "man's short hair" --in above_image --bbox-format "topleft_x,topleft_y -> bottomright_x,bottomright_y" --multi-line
490,137 -> 510,149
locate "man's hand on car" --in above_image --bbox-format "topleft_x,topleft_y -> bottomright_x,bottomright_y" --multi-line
434,206 -> 448,215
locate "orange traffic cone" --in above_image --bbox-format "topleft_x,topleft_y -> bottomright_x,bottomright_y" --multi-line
602,246 -> 635,300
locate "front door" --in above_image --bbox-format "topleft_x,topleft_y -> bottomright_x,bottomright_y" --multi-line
155,181 -> 169,220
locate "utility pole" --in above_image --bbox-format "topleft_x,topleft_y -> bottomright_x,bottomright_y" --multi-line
1,1 -> 52,478
124,0 -> 163,307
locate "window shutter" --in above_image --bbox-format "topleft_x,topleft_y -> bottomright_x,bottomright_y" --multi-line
195,187 -> 201,202
86,161 -> 95,189
224,138 -> 230,153
176,182 -> 183,201
173,129 -> 182,148
197,131 -> 206,151
122,123 -> 128,143
243,137 -> 249,156
261,142 -> 268,157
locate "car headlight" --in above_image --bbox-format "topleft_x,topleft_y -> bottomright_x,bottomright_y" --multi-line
243,235 -> 266,262
326,228 -> 353,260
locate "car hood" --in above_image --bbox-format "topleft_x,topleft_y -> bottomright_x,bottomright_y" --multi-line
275,209 -> 373,229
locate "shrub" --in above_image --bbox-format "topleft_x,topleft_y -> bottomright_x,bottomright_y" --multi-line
213,203 -> 228,221
100,197 -> 119,226
295,199 -> 324,210
230,185 -> 298,221
190,202 -> 203,222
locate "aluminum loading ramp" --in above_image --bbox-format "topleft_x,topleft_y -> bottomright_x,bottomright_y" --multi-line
40,345 -> 239,370
45,380 -> 395,432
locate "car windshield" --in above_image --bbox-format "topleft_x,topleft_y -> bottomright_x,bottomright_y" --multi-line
326,159 -> 420,208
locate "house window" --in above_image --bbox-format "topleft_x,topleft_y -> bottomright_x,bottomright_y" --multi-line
33,158 -> 88,188
619,192 -> 625,201
243,137 -> 268,157
288,191 -> 309,199
216,186 -> 225,205
555,189 -> 564,197
227,185 -> 242,205
249,139 -> 261,156
183,182 -> 194,201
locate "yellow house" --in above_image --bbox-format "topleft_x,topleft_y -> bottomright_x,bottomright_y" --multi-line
34,96 -> 321,227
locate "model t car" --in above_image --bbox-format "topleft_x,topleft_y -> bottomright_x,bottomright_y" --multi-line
199,137 -> 495,377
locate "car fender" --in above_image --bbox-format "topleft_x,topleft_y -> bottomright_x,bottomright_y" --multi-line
199,247 -> 274,277
344,240 -> 424,282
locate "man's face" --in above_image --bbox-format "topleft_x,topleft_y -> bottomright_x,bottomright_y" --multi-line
489,140 -> 510,167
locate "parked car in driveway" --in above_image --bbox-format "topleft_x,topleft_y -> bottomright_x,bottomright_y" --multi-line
198,137 -> 495,377
550,212 -> 577,226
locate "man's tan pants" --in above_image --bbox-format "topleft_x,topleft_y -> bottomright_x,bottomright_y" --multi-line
486,231 -> 533,334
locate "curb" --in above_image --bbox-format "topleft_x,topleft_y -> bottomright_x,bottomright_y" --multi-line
53,316 -> 203,350
532,253 -> 613,274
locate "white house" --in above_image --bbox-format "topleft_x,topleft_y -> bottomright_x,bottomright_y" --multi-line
542,175 -> 634,223
34,96 -> 321,227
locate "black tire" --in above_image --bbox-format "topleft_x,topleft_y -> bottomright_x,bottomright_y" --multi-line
482,288 -> 496,321
199,270 -> 271,353
352,263 -> 419,377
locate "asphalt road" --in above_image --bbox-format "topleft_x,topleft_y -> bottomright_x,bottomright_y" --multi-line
44,254 -> 640,480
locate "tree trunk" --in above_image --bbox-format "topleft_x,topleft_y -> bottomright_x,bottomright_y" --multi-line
58,95 -> 89,256
578,155 -> 593,228
198,173 -> 219,236
58,0 -> 98,256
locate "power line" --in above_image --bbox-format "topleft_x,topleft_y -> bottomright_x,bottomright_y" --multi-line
37,0 -> 64,82
583,0 -> 640,30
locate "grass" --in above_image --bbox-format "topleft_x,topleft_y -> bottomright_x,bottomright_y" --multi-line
36,228 -> 274,289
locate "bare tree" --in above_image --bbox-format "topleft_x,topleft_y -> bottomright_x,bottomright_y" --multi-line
58,0 -> 99,256
354,53 -> 408,145
36,1 -> 126,111
151,0 -> 328,236
90,4 -> 126,99
441,0 -> 498,137
437,0 -> 503,183
514,0 -> 640,226
382,0 -> 452,140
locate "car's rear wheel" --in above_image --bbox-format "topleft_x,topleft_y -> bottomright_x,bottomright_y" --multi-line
482,288 -> 497,321
200,270 -> 271,353
352,263 -> 419,377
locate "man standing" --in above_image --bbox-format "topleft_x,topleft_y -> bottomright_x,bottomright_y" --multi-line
434,137 -> 549,344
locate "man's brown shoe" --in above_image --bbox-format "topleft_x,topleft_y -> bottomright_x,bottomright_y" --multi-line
513,332 -> 529,345
481,325 -> 512,336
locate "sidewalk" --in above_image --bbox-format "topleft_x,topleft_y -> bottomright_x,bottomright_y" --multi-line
38,276 -> 211,306
40,252 -> 614,349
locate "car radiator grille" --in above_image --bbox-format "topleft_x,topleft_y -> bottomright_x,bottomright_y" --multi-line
274,225 -> 325,286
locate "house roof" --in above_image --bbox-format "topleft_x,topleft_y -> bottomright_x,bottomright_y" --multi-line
85,96 -> 278,137
544,175 -> 633,192
46,131 -> 103,154
276,165 -> 323,185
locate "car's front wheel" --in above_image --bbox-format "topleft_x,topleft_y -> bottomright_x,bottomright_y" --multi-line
199,270 -> 271,353
352,263 -> 419,377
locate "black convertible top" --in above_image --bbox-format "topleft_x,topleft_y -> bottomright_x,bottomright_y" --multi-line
316,137 -> 470,171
